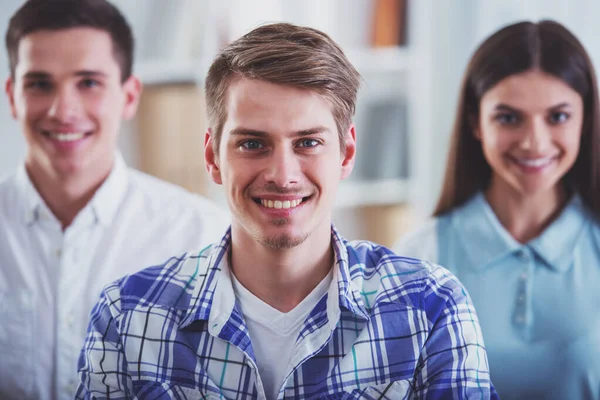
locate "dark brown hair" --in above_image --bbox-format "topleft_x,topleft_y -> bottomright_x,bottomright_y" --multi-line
6,0 -> 134,82
434,20 -> 600,216
205,22 -> 361,153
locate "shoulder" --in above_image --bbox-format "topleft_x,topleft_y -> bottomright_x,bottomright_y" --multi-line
0,171 -> 21,215
345,239 -> 466,313
126,168 -> 230,223
392,217 -> 441,262
0,171 -> 17,197
101,244 -> 216,313
127,168 -> 212,208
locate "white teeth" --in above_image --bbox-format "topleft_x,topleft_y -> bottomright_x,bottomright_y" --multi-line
260,198 -> 304,209
48,132 -> 85,142
514,156 -> 556,168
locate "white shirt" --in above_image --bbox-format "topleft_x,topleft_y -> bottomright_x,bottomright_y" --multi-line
231,270 -> 332,400
0,154 -> 230,400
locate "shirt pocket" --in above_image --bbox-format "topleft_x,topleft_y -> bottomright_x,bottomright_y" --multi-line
171,385 -> 223,400
132,381 -> 225,400
337,380 -> 413,400
0,289 -> 35,397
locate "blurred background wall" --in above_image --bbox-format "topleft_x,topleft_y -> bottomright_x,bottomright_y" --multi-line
1,0 -> 599,246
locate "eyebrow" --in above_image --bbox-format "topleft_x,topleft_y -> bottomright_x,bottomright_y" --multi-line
493,102 -> 572,112
22,70 -> 108,80
229,126 -> 331,137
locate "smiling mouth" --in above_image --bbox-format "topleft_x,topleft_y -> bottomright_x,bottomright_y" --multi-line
42,131 -> 93,142
253,196 -> 312,209
510,155 -> 559,168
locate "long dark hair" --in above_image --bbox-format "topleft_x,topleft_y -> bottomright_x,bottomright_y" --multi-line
434,20 -> 600,217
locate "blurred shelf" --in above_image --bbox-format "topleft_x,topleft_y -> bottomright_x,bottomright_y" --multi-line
346,47 -> 412,74
136,47 -> 411,85
135,58 -> 207,85
335,178 -> 412,208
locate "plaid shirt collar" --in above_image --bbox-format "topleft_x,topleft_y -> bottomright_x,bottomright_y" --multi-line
178,226 -> 370,334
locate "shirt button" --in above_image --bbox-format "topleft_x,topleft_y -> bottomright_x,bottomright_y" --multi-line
516,315 -> 526,324
55,248 -> 62,258
520,272 -> 528,281
66,314 -> 75,327
516,249 -> 529,261
518,293 -> 525,302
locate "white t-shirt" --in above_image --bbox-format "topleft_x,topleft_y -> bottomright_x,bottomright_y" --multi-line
0,153 -> 230,400
231,270 -> 333,400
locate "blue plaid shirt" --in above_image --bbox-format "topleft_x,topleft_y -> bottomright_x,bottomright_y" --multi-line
76,228 -> 498,399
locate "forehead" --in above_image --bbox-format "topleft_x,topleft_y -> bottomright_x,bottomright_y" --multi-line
15,27 -> 120,78
223,78 -> 336,136
481,70 -> 583,112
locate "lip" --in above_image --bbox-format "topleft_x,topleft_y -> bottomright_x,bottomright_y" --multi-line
508,154 -> 558,174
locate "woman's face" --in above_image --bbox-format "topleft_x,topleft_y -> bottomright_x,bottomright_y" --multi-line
477,69 -> 584,198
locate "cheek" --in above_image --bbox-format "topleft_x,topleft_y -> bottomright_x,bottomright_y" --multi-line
17,96 -> 47,119
87,91 -> 124,120
303,156 -> 340,184
481,128 -> 512,155
223,156 -> 254,189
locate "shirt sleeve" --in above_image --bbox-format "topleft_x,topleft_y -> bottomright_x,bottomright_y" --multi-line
75,284 -> 132,399
412,265 -> 499,399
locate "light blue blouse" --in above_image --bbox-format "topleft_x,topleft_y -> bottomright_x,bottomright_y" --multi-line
395,192 -> 600,400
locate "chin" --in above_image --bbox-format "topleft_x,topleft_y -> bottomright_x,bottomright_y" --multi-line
515,181 -> 559,197
258,232 -> 309,249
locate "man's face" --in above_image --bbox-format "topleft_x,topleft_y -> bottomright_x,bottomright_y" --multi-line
6,27 -> 140,180
205,78 -> 356,249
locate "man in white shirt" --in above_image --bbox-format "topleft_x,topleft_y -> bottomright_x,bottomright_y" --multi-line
0,0 -> 230,399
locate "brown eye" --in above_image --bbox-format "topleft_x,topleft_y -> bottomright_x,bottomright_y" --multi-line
26,80 -> 52,91
549,111 -> 569,124
494,113 -> 519,125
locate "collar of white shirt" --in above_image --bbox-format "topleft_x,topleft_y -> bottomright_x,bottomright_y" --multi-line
453,191 -> 591,273
15,152 -> 129,228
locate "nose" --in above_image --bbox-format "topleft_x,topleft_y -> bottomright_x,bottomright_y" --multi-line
520,118 -> 552,153
47,86 -> 81,122
262,145 -> 301,188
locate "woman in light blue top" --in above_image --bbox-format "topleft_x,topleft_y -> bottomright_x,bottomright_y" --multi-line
395,20 -> 600,400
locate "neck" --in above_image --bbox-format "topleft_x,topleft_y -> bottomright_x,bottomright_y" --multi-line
230,221 -> 333,313
485,177 -> 568,243
25,157 -> 114,230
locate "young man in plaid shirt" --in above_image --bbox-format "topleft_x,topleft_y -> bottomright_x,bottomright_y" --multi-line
77,22 -> 498,400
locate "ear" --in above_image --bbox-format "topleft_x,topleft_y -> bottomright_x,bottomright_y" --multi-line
340,124 -> 357,180
204,128 -> 223,185
121,75 -> 142,120
5,77 -> 18,120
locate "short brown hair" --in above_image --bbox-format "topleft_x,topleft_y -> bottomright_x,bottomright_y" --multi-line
6,0 -> 134,82
434,20 -> 600,217
205,22 -> 361,153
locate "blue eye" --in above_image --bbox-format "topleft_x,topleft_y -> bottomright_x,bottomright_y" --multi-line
80,79 -> 99,88
297,139 -> 319,148
549,111 -> 569,124
241,140 -> 264,150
